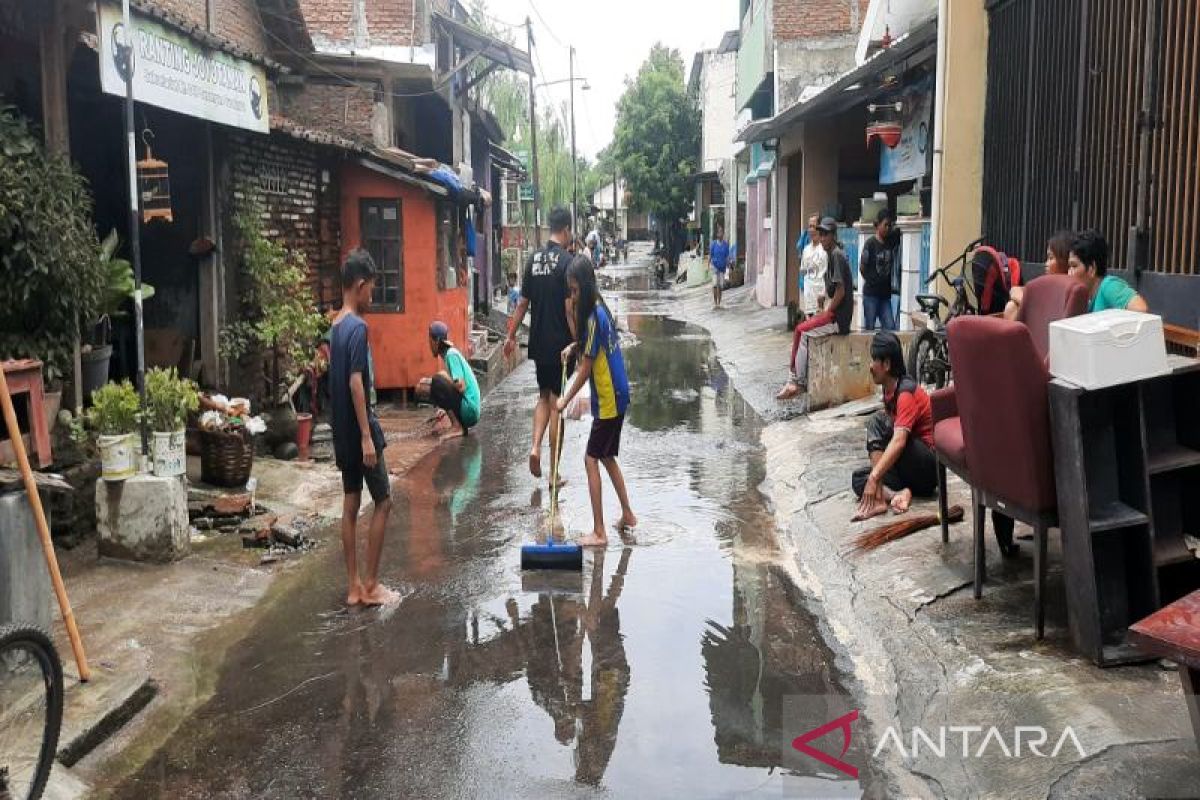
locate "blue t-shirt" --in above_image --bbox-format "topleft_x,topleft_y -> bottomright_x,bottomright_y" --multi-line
584,304 -> 630,420
328,313 -> 385,470
710,239 -> 730,271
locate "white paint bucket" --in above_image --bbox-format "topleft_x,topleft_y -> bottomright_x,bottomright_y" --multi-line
151,430 -> 187,477
98,433 -> 137,482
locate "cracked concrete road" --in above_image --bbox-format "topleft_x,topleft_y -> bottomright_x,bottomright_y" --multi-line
672,275 -> 1200,799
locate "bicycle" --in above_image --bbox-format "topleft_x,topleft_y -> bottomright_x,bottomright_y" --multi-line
0,623 -> 63,800
907,236 -> 986,391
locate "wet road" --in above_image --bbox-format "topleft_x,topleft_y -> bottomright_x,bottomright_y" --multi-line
110,259 -> 865,799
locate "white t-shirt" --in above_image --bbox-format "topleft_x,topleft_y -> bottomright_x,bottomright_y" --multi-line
801,243 -> 829,315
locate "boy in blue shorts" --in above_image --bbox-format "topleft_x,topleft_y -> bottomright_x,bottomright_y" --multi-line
557,256 -> 636,546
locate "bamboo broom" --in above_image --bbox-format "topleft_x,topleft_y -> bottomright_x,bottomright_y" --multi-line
0,366 -> 90,681
850,505 -> 965,554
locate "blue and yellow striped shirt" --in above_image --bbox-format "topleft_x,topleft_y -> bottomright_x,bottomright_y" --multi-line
585,304 -> 629,420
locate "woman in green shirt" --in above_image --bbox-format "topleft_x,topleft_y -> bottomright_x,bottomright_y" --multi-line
1067,229 -> 1149,313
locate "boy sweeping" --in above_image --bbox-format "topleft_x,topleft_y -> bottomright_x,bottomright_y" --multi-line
330,250 -> 398,606
556,256 -> 636,547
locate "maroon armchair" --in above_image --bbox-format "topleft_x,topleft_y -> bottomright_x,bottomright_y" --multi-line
931,274 -> 1088,544
1014,274 -> 1089,362
948,316 -> 1057,638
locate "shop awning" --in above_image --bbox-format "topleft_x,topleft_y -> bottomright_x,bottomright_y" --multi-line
691,170 -> 720,183
433,11 -> 535,81
490,144 -> 527,179
738,15 -> 937,144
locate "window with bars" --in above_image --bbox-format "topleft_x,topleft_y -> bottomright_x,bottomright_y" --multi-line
504,179 -> 522,226
711,181 -> 725,206
360,198 -> 404,312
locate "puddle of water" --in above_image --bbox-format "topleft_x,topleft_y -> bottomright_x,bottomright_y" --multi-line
105,261 -> 868,799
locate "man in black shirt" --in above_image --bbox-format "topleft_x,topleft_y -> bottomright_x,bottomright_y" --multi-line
859,208 -> 900,330
505,207 -> 575,480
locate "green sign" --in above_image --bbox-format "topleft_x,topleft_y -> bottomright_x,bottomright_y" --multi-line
513,149 -> 535,201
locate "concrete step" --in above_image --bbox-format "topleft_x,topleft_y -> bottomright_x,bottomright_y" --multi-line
57,665 -> 157,767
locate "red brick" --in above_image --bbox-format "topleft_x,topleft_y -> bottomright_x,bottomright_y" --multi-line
773,0 -> 864,42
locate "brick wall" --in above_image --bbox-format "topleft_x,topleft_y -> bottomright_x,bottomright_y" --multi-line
223,130 -> 342,299
279,82 -> 378,145
773,0 -> 867,41
365,0 -> 415,45
300,0 -> 418,49
142,0 -> 270,58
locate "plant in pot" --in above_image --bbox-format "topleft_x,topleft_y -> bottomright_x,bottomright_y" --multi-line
145,367 -> 198,477
82,231 -> 156,401
86,380 -> 140,481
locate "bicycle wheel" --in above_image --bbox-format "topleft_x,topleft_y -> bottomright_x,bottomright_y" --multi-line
908,328 -> 949,392
0,624 -> 63,800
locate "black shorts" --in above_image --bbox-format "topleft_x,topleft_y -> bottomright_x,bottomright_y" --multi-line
430,373 -> 467,427
535,358 -> 575,396
340,451 -> 390,502
586,415 -> 625,460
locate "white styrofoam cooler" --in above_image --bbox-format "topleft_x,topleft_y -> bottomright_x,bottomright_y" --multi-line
1049,309 -> 1170,389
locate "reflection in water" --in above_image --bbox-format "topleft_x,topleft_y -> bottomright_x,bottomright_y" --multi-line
109,258 -> 859,799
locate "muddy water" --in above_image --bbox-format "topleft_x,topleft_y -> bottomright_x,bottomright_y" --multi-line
109,260 -> 866,799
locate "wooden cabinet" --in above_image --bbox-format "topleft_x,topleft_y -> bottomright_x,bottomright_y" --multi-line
1049,358 -> 1200,666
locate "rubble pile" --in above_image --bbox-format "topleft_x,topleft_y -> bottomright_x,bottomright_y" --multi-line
188,490 -> 318,564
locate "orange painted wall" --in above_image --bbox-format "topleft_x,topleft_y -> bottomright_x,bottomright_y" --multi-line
340,163 -> 470,390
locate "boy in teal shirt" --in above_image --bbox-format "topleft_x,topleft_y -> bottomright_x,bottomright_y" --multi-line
1068,229 -> 1149,314
427,320 -> 481,438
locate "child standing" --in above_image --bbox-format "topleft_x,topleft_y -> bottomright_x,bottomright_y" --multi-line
506,271 -> 521,315
556,256 -> 636,546
329,250 -> 398,606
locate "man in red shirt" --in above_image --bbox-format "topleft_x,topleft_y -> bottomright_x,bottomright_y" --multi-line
852,331 -> 938,520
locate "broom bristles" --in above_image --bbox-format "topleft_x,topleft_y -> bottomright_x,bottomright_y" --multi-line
850,505 -> 965,553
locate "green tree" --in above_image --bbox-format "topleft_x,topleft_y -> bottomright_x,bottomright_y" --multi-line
611,44 -> 699,221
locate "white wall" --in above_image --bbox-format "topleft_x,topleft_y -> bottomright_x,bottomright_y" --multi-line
700,51 -> 737,172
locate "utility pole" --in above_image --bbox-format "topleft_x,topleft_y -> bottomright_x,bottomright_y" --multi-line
526,17 -> 541,247
570,45 -> 578,235
120,0 -> 148,456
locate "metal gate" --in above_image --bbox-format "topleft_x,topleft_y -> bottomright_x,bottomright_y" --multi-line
983,0 -> 1200,302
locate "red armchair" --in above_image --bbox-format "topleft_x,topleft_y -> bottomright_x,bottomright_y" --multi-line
932,274 -> 1088,543
948,316 -> 1057,638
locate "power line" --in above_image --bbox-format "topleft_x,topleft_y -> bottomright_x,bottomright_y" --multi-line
526,0 -> 565,47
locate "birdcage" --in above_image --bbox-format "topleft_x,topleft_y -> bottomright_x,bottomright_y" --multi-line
137,130 -> 173,223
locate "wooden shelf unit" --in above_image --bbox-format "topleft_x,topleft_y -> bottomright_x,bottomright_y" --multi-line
1049,359 -> 1200,666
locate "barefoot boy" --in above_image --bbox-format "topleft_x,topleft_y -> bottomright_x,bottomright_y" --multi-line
330,250 -> 398,606
425,320 -> 480,439
556,256 -> 636,546
852,331 -> 938,520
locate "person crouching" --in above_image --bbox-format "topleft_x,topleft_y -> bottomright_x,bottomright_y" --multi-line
426,321 -> 481,439
852,331 -> 938,520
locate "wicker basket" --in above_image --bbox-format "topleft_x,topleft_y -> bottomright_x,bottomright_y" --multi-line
199,429 -> 254,487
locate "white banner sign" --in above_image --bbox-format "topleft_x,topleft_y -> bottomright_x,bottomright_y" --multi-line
98,2 -> 269,133
879,79 -> 932,185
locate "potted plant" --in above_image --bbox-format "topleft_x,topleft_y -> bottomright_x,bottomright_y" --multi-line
219,207 -> 324,430
87,380 -> 140,481
82,231 -> 156,400
145,367 -> 198,477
